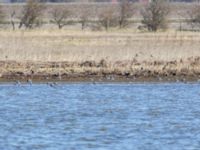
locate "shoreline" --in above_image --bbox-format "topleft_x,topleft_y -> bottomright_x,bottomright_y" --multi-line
0,76 -> 199,84
0,60 -> 200,83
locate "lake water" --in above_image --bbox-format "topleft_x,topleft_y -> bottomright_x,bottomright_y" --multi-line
0,83 -> 200,150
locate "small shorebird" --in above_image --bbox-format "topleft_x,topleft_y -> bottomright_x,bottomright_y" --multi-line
47,82 -> 58,87
27,79 -> 32,85
158,77 -> 163,81
15,80 -> 21,86
111,76 -> 115,81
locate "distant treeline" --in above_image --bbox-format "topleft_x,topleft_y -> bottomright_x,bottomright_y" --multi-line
1,0 -> 199,3
0,0 -> 200,32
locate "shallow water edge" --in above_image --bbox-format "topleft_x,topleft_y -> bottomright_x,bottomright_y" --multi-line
1,60 -> 200,83
0,75 -> 200,83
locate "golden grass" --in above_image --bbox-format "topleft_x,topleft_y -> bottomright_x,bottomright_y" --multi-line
0,29 -> 200,63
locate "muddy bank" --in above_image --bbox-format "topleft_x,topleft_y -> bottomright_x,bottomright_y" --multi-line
1,58 -> 200,82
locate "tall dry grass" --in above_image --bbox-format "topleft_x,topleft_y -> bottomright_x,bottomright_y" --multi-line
0,29 -> 200,63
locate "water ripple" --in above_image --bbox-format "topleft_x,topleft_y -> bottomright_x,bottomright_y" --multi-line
0,83 -> 199,150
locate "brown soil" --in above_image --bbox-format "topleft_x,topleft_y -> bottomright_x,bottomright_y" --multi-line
1,58 -> 200,83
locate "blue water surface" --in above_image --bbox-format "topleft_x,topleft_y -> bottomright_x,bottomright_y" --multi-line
0,83 -> 200,150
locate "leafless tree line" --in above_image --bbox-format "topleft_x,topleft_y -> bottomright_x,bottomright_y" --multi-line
0,0 -> 200,31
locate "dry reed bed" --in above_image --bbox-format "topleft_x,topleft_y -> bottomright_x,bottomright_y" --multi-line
0,30 -> 200,81
0,30 -> 200,61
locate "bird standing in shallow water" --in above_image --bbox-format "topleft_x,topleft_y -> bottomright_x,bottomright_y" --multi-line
15,80 -> 21,86
27,79 -> 32,85
47,82 -> 58,88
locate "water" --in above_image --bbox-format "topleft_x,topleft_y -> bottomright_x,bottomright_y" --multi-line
0,83 -> 200,150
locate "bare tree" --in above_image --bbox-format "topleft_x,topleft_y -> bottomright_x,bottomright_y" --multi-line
118,0 -> 134,28
50,7 -> 70,29
176,10 -> 183,31
98,6 -> 118,31
0,5 -> 5,26
19,0 -> 45,29
78,6 -> 90,30
187,4 -> 200,30
141,0 -> 170,32
7,7 -> 18,30
10,11 -> 16,30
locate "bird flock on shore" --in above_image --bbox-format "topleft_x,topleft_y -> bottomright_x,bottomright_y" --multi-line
13,74 -> 196,87
14,79 -> 59,87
